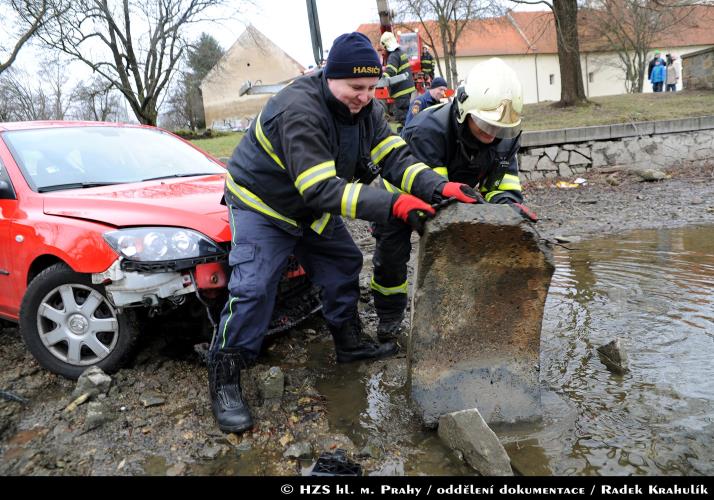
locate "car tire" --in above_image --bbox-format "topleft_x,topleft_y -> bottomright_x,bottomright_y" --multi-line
19,263 -> 139,379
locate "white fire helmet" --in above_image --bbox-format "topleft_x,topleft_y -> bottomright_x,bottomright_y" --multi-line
380,31 -> 399,52
455,58 -> 523,139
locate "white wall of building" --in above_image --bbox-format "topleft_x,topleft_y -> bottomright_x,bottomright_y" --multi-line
442,44 -> 712,103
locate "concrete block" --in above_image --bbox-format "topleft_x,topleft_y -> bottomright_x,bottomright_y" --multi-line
610,121 -> 654,139
438,409 -> 513,476
700,115 -> 714,130
565,125 -> 611,143
409,204 -> 554,427
521,129 -> 566,147
654,118 -> 701,134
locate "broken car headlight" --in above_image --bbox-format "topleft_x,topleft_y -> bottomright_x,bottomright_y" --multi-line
103,227 -> 223,262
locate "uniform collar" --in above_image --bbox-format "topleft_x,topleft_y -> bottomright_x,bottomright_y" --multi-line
320,70 -> 373,125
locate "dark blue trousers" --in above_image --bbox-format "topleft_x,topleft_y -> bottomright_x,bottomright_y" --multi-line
215,206 -> 363,357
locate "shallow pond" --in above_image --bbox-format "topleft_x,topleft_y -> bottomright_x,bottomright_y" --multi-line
313,224 -> 714,476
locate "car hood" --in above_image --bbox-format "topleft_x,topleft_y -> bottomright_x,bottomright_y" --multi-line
43,175 -> 231,243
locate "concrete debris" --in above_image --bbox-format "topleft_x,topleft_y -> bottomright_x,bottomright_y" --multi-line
596,338 -> 630,374
71,366 -> 112,399
438,408 -> 513,476
409,203 -> 554,427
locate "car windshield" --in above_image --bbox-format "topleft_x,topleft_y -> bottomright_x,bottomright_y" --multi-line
3,126 -> 225,192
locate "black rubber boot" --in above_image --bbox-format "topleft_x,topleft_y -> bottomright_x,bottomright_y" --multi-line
329,315 -> 398,363
376,316 -> 404,343
208,348 -> 254,434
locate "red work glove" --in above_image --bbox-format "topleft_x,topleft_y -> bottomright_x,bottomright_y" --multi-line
392,194 -> 436,235
509,202 -> 538,223
441,182 -> 485,204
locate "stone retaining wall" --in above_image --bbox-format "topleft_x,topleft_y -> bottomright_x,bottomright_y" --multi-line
518,116 -> 714,181
682,47 -> 714,90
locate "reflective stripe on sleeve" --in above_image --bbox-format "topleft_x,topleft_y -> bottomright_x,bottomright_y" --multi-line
382,178 -> 404,194
294,160 -> 336,195
340,183 -> 363,219
401,162 -> 429,193
371,135 -> 406,165
310,212 -> 332,234
484,190 -> 504,202
226,174 -> 298,227
433,167 -> 448,178
370,277 -> 408,296
391,86 -> 416,99
255,112 -> 285,169
386,64 -> 398,75
498,173 -> 522,192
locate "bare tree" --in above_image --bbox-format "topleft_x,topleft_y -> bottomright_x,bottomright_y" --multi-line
0,67 -> 51,120
394,0 -> 494,87
72,75 -> 126,121
0,0 -> 52,75
582,0 -> 698,93
512,0 -> 588,106
39,0 -> 229,125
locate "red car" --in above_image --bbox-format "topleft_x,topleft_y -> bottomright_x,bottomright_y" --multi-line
0,121 -> 319,378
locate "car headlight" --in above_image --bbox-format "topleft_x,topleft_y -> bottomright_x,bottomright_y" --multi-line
104,227 -> 223,262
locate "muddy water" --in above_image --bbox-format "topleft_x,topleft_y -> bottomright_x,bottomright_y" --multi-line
312,225 -> 714,476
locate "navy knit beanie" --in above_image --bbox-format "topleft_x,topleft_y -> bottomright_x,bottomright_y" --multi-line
430,76 -> 447,88
324,32 -> 382,79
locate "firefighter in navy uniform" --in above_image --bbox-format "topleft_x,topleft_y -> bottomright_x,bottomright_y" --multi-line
420,45 -> 435,80
371,58 -> 538,342
209,32 -> 481,434
405,76 -> 448,126
380,31 -> 416,127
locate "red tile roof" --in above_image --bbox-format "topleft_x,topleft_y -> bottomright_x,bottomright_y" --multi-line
356,6 -> 714,57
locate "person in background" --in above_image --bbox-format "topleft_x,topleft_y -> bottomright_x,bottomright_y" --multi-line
380,31 -> 416,127
647,50 -> 665,83
370,58 -> 538,342
208,32 -> 480,434
665,54 -> 681,92
420,45 -> 435,80
650,58 -> 666,92
405,76 -> 448,126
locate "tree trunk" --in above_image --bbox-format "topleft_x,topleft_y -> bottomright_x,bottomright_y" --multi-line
552,0 -> 587,106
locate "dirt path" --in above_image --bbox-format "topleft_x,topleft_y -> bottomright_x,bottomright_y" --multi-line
1,163 -> 713,476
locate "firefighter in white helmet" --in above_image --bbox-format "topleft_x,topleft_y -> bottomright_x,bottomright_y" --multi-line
370,57 -> 537,342
379,31 -> 416,127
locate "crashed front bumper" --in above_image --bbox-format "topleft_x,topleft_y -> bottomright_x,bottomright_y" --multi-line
92,259 -> 227,308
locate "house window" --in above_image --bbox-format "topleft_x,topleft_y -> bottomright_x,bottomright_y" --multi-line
588,72 -> 594,83
549,74 -> 554,85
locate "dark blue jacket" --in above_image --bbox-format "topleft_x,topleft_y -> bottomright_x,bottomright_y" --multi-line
405,92 -> 440,126
225,70 -> 446,236
393,101 -> 523,204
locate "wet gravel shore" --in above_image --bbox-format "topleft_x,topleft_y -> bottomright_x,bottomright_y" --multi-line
1,162 -> 712,476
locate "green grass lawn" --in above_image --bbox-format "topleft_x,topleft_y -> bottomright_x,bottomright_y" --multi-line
522,89 -> 714,131
191,132 -> 244,159
190,90 -> 714,155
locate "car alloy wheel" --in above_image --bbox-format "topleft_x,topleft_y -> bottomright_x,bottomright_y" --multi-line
20,263 -> 139,379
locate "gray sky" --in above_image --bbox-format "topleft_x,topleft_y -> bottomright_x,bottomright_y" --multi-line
209,0 -> 384,68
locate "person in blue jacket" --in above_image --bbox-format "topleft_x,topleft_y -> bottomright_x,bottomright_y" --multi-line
405,76 -> 448,126
650,58 -> 666,92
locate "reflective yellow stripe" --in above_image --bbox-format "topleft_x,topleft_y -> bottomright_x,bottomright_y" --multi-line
382,178 -> 404,194
371,135 -> 406,165
392,86 -> 416,99
255,112 -> 285,169
498,173 -> 522,192
433,167 -> 448,178
294,160 -> 336,195
226,174 -> 298,227
398,62 -> 411,72
340,183 -> 363,219
485,190 -> 504,202
386,64 -> 398,75
370,277 -> 408,296
401,162 -> 429,193
310,213 -> 332,234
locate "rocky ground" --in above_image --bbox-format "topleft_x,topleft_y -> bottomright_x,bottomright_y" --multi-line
1,162 -> 713,476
